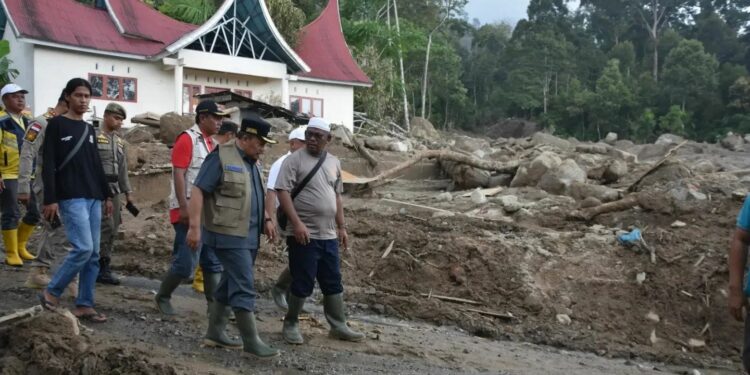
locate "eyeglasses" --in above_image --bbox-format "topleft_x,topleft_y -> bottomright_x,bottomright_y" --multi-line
305,130 -> 327,140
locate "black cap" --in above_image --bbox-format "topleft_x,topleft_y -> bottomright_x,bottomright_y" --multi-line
240,113 -> 277,144
195,100 -> 230,117
218,120 -> 238,135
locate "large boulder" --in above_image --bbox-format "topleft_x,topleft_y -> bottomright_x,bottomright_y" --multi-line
720,132 -> 745,151
331,125 -> 354,147
410,117 -> 440,140
364,135 -> 410,152
454,136 -> 490,153
602,159 -> 629,183
537,159 -> 587,195
692,160 -> 717,174
637,144 -> 672,161
125,143 -> 140,171
510,151 -> 562,187
567,182 -> 621,203
531,132 -> 574,151
159,112 -> 193,146
608,148 -> 638,163
266,117 -> 293,133
603,132 -> 618,145
637,160 -> 694,188
655,133 -> 685,146
486,119 -> 539,139
123,126 -> 154,144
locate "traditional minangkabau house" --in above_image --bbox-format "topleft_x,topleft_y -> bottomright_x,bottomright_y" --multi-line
0,0 -> 371,130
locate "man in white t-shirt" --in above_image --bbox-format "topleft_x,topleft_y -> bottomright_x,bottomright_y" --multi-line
265,126 -> 306,310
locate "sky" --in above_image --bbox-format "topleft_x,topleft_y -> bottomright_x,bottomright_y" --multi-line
465,0 -> 581,26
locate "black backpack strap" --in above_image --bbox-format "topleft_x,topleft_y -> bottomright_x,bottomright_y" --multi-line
58,124 -> 90,171
291,151 -> 327,200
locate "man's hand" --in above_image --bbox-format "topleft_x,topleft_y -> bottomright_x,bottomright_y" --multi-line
104,199 -> 113,218
0,177 -> 6,193
264,220 -> 277,243
338,227 -> 349,251
729,286 -> 746,322
42,203 -> 59,222
178,206 -> 190,225
186,226 -> 201,251
17,193 -> 29,205
126,193 -> 134,206
293,222 -> 310,245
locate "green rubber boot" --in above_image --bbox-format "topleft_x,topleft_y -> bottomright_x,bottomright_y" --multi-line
282,294 -> 305,344
235,310 -> 280,358
203,272 -> 221,313
271,268 -> 292,310
154,272 -> 183,316
324,293 -> 365,342
203,302 -> 242,349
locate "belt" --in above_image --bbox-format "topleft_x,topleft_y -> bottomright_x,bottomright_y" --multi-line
106,175 -> 119,183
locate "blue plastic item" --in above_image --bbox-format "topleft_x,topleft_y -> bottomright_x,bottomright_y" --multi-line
617,228 -> 642,246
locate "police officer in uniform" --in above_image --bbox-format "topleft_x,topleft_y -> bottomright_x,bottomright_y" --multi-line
0,83 -> 40,266
186,114 -> 279,358
95,103 -> 133,285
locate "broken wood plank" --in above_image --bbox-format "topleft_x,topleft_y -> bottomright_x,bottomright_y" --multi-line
627,140 -> 689,192
459,186 -> 504,198
0,305 -> 43,327
382,198 -> 455,215
568,193 -> 641,221
420,293 -> 482,305
462,307 -> 515,321
368,240 -> 396,278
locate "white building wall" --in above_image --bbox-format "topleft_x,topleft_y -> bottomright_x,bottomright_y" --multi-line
4,23 -> 35,111
32,47 -> 174,125
289,80 -> 354,131
183,69 -> 283,106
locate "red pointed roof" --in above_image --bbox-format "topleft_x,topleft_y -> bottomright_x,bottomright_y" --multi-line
3,0 -> 196,58
294,0 -> 372,86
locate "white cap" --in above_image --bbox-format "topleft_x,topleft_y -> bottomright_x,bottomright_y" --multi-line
307,117 -> 330,133
289,126 -> 306,141
0,84 -> 27,97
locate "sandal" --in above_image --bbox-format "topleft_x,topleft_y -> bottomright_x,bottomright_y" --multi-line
74,311 -> 108,323
38,292 -> 58,311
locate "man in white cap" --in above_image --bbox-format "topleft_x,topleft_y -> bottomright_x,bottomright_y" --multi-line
0,83 -> 40,266
264,126 -> 310,311
275,117 -> 364,344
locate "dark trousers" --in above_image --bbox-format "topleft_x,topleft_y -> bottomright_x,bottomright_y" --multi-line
287,237 -> 343,298
213,247 -> 258,312
744,309 -> 750,373
169,223 -> 222,278
0,179 -> 40,229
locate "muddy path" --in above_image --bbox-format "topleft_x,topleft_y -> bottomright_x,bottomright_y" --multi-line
0,265 -> 708,375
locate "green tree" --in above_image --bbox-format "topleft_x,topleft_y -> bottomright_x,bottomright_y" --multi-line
658,105 -> 690,134
0,41 -> 19,87
631,108 -> 658,142
589,59 -> 634,139
159,0 -> 216,25
662,39 -> 719,111
266,0 -> 306,47
728,76 -> 750,111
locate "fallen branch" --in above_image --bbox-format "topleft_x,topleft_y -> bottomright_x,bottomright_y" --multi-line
366,150 -> 521,189
420,293 -> 482,305
0,305 -> 42,327
381,198 -> 455,215
627,140 -> 689,192
568,193 -> 641,221
368,240 -> 395,278
462,307 -> 515,321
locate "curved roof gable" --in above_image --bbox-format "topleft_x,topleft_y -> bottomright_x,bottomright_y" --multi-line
294,0 -> 372,86
1,0 -> 195,58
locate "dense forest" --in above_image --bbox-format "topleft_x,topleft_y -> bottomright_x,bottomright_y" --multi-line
81,0 -> 750,142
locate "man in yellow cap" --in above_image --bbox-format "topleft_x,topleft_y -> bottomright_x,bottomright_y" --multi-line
0,83 -> 39,266
95,103 -> 134,285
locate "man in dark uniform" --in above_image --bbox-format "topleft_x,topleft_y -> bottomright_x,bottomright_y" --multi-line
186,114 -> 279,358
95,103 -> 133,285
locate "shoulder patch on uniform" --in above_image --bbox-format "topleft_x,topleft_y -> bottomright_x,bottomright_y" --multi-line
24,122 -> 42,143
225,164 -> 244,172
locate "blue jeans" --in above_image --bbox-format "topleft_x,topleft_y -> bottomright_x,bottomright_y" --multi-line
287,237 -> 343,298
46,199 -> 102,307
213,247 -> 258,312
169,223 -> 223,278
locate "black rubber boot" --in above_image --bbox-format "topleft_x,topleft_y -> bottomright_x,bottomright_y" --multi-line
235,310 -> 280,358
155,272 -> 183,315
282,294 -> 305,344
96,256 -> 121,285
203,302 -> 242,349
323,293 -> 365,342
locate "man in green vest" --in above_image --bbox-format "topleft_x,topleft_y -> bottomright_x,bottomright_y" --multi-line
186,113 -> 279,358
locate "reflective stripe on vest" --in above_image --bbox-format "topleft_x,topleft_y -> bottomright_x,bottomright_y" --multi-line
168,125 -> 211,210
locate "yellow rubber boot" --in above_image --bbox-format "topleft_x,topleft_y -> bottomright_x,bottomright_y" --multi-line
193,266 -> 204,293
3,229 -> 22,266
17,222 -> 36,260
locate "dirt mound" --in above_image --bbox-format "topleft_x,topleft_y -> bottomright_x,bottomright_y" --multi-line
0,312 -> 177,375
